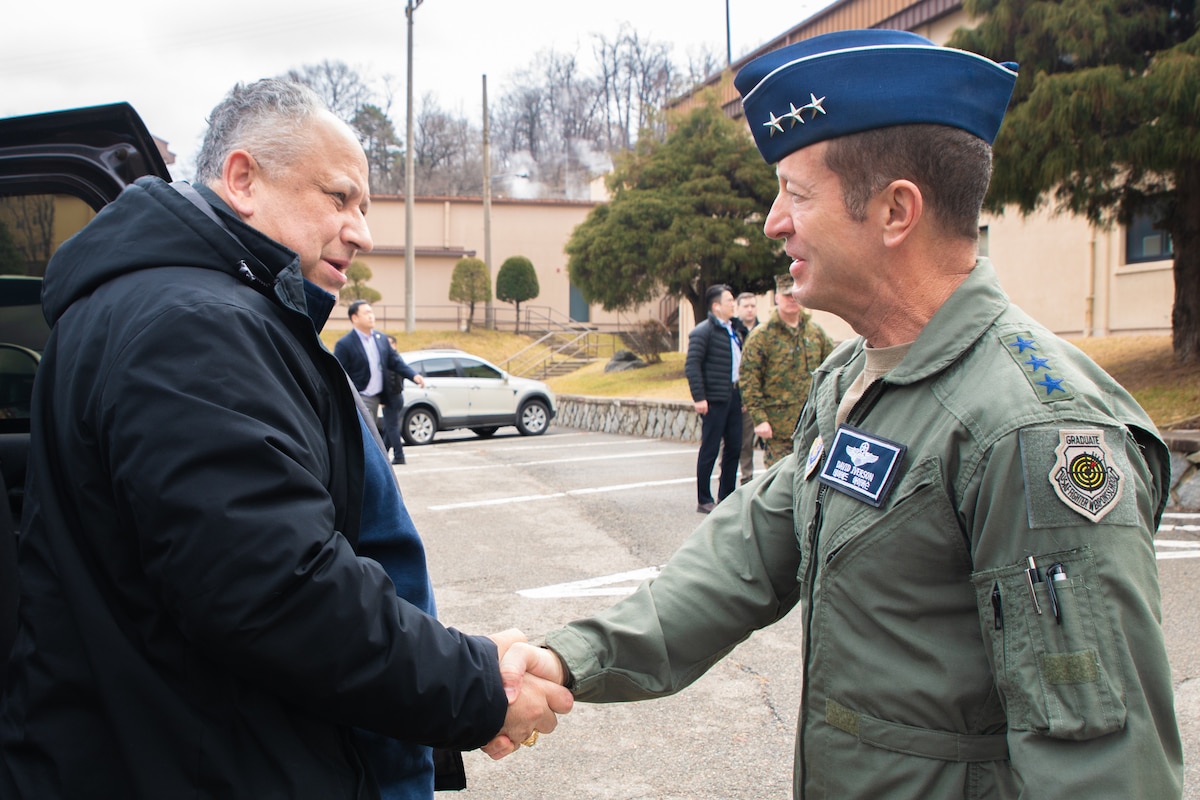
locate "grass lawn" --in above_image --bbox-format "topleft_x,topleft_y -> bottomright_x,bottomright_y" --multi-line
323,328 -> 1199,430
550,334 -> 1200,430
1066,335 -> 1200,429
319,326 -> 555,369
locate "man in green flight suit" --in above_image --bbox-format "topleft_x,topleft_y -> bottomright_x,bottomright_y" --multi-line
740,273 -> 834,469
486,28 -> 1183,799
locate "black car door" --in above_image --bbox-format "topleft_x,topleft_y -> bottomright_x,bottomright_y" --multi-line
0,102 -> 170,682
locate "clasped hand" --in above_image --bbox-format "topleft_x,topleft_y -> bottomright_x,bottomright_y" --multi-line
482,629 -> 572,760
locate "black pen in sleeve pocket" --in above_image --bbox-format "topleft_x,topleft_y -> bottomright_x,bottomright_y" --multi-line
1045,563 -> 1067,624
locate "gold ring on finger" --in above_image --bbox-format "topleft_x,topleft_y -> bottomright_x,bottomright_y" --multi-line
521,731 -> 539,747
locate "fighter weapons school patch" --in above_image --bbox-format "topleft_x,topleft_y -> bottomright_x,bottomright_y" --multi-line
1048,429 -> 1124,522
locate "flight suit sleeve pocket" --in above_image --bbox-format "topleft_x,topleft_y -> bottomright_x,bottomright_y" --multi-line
971,546 -> 1127,741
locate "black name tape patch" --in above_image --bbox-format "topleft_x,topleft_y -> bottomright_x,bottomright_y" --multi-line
818,425 -> 907,507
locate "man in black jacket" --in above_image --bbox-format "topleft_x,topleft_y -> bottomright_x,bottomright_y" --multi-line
0,79 -> 569,799
685,284 -> 743,513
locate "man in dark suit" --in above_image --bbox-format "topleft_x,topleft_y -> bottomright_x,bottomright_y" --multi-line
684,284 -> 743,513
334,301 -> 424,464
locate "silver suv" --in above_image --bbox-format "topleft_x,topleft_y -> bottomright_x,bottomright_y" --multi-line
399,349 -> 556,445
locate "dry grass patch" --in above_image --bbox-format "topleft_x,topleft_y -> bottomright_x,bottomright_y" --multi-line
320,327 -> 1198,430
1067,335 -> 1200,429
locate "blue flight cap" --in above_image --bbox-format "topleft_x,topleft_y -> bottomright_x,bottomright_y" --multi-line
735,29 -> 1018,164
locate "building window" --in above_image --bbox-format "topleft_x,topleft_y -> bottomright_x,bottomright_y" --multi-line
1126,212 -> 1173,264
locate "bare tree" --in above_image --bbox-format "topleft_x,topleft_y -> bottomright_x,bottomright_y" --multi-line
594,26 -> 678,149
0,195 -> 55,275
494,49 -> 610,199
413,94 -> 483,196
679,45 -> 724,95
274,26 -> 706,202
282,60 -> 373,124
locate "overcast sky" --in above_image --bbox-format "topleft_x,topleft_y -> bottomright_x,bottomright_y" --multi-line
2,0 -> 833,178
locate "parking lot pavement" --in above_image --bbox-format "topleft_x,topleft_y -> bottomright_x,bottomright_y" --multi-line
397,428 -> 796,799
396,428 -> 1200,799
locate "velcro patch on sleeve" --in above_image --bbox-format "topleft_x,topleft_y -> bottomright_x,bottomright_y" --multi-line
1019,427 -> 1138,528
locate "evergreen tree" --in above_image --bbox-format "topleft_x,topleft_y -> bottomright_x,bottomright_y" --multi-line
565,96 -> 784,323
352,104 -> 403,195
339,260 -> 381,305
449,257 -> 491,332
495,255 -> 540,332
951,0 -> 1200,362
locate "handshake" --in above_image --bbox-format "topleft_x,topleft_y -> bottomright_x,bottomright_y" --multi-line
482,629 -> 574,760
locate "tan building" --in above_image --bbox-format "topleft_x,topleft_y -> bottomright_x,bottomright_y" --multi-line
346,193 -> 607,333
315,0 -> 1178,344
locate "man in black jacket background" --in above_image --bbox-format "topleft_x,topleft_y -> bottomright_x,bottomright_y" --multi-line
0,79 -> 569,799
685,284 -> 743,513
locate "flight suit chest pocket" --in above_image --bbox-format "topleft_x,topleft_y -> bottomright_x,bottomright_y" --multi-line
971,547 -> 1127,740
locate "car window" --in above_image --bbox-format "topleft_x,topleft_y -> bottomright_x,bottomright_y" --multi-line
458,359 -> 501,380
1,193 -> 97,280
415,357 -> 458,378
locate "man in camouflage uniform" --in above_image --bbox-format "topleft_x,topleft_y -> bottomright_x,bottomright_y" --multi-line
739,273 -> 833,468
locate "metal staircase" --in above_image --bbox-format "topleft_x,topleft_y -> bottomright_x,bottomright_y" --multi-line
499,307 -> 620,380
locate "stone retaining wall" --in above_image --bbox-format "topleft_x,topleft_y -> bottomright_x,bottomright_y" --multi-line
554,395 -> 1200,512
1164,431 -> 1200,513
556,395 -> 702,442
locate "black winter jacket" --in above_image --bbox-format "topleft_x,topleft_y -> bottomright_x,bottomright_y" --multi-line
685,312 -> 741,404
0,178 -> 506,799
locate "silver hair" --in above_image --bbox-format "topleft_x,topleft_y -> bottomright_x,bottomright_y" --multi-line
193,79 -> 329,185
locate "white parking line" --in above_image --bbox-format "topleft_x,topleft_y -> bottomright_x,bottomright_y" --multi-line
428,477 -> 694,510
482,438 -> 674,453
518,566 -> 663,598
413,449 -> 695,474
415,431 -> 596,451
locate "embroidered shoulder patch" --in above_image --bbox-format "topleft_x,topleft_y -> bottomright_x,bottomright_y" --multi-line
1001,332 -> 1074,403
1048,429 -> 1125,522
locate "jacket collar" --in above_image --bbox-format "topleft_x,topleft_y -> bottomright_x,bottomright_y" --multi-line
869,258 -> 1009,386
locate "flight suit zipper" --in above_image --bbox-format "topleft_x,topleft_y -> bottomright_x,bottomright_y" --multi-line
797,375 -> 887,798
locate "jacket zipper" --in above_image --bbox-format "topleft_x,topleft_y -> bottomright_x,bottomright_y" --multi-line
797,375 -> 887,798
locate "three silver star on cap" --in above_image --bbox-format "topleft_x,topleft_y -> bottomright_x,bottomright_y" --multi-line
763,93 -> 827,136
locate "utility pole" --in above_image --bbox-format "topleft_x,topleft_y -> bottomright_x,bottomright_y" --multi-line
403,0 -> 424,333
725,0 -> 732,67
482,74 -> 494,330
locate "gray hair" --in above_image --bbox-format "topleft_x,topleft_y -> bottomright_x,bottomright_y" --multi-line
193,79 -> 329,185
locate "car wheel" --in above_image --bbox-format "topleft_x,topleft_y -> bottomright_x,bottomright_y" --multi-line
516,399 -> 550,436
403,407 -> 437,445
471,426 -> 500,439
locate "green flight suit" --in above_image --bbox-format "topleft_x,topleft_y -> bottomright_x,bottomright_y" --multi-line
739,307 -> 833,468
545,259 -> 1182,799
